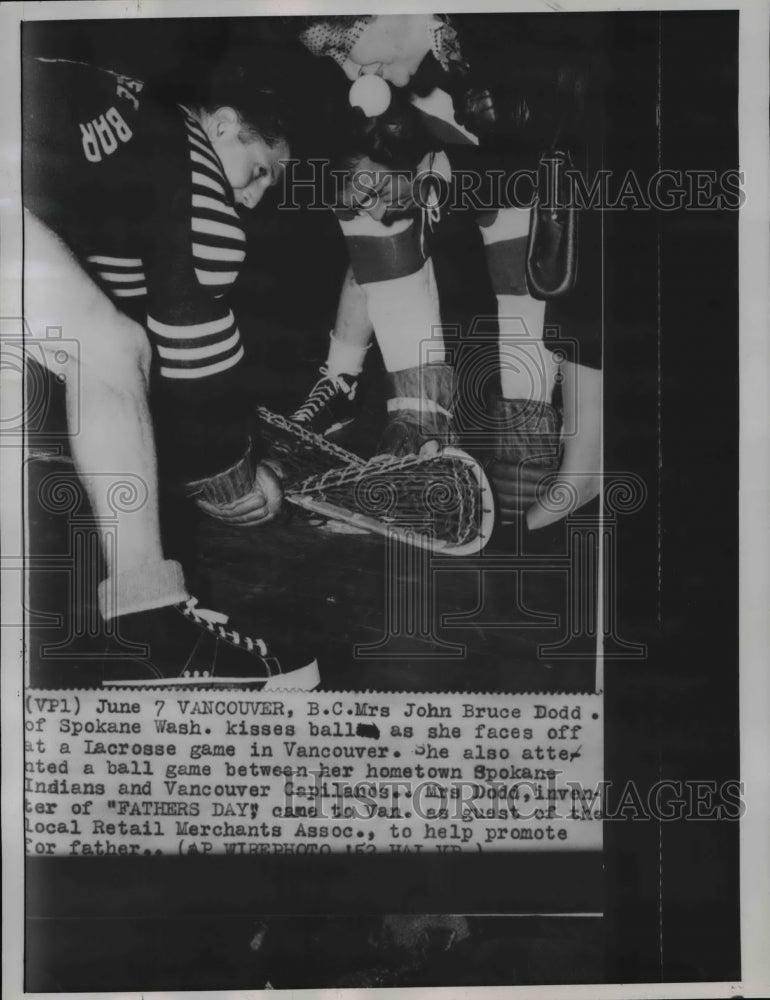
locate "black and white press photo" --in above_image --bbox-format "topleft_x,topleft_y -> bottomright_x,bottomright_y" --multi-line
1,1 -> 766,997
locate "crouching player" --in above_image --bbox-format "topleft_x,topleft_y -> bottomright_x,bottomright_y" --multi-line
290,93 -> 455,457
22,53 -> 318,688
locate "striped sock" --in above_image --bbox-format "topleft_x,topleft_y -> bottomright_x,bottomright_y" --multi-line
478,209 -> 556,402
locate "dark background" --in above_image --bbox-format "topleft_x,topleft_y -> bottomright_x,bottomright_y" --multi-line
22,10 -> 740,991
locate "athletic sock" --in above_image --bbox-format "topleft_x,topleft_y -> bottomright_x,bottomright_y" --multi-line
98,559 -> 189,621
326,331 -> 369,378
339,214 -> 445,374
362,260 -> 444,372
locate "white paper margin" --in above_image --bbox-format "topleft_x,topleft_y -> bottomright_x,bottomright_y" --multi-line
1,1 -> 768,999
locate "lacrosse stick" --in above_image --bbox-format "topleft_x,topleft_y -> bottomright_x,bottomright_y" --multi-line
256,409 -> 494,555
256,406 -> 366,486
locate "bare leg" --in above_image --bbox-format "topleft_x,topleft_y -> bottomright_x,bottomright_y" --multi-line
24,213 -> 171,602
338,213 -> 444,372
22,214 -> 320,688
332,264 -> 374,352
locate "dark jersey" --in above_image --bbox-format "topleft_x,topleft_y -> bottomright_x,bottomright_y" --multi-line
23,56 -> 247,383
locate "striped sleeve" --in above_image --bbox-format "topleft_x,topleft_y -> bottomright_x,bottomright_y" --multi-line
86,255 -> 147,299
141,106 -> 247,383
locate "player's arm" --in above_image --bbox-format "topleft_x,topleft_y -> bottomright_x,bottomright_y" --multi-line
140,119 -> 280,524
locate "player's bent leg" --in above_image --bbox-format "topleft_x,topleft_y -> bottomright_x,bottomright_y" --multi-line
339,213 -> 455,455
23,213 -> 318,689
478,207 -> 557,404
478,208 -> 563,522
24,210 -> 163,578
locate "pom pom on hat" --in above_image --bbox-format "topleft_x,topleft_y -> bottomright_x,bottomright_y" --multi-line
348,74 -> 392,117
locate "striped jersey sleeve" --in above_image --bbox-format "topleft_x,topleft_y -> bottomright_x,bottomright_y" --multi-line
181,107 -> 247,293
22,56 -> 257,479
141,105 -> 247,382
85,254 -> 147,299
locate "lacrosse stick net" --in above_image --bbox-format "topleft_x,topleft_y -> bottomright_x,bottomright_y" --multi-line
256,406 -> 366,487
288,448 -> 495,555
256,409 -> 494,554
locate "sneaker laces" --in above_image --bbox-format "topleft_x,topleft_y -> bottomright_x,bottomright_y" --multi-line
181,598 -> 268,656
184,597 -> 229,625
292,367 -> 356,421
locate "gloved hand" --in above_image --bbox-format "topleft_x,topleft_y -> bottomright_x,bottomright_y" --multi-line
482,395 -> 563,525
377,412 -> 449,458
195,461 -> 283,526
378,363 -> 457,457
486,458 -> 554,523
453,64 -> 583,149
454,84 -> 532,137
185,438 -> 285,529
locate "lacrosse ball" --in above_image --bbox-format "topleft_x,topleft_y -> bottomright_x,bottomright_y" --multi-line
348,74 -> 391,117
